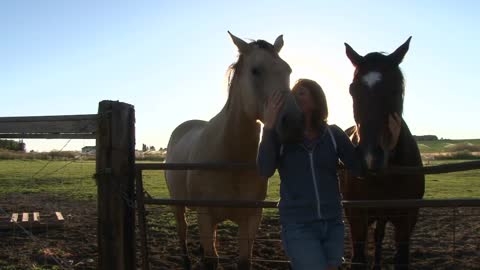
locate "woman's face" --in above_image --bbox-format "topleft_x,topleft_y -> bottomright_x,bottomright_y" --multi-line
295,87 -> 315,114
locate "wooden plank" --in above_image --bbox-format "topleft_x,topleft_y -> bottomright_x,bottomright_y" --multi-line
135,162 -> 256,171
342,199 -> 480,208
55,212 -> 64,221
0,133 -> 96,139
10,213 -> 18,223
33,212 -> 40,222
383,160 -> 480,175
0,212 -> 67,231
0,114 -> 98,123
135,160 -> 480,175
0,114 -> 97,135
142,198 -> 480,208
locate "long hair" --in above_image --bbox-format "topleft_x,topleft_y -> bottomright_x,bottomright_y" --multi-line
292,78 -> 328,130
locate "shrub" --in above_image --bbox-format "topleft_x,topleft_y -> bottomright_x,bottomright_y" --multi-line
446,143 -> 480,152
434,150 -> 480,160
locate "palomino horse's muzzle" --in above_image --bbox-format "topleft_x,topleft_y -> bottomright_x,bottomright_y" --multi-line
276,113 -> 304,144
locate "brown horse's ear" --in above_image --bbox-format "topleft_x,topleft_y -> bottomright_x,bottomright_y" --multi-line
273,35 -> 284,53
228,31 -> 249,53
345,42 -> 364,67
389,36 -> 412,65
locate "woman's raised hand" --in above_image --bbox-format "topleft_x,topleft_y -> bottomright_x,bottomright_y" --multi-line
263,91 -> 285,130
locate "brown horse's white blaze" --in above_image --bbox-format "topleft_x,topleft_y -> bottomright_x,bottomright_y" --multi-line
341,37 -> 425,270
165,32 -> 302,269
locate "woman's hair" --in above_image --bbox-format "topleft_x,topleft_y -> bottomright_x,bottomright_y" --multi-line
292,78 -> 328,129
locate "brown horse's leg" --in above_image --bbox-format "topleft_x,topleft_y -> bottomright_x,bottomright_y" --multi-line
198,208 -> 219,270
173,205 -> 191,270
373,219 -> 387,270
237,209 -> 262,270
347,208 -> 369,270
391,209 -> 419,270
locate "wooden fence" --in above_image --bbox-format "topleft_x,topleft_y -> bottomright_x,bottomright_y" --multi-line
2,100 -> 479,270
0,100 -> 136,270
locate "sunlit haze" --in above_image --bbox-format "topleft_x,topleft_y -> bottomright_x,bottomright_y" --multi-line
1,1 -> 478,152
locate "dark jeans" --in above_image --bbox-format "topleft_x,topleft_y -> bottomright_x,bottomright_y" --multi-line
281,217 -> 345,270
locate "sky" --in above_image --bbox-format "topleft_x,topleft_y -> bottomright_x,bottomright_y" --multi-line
1,0 -> 479,152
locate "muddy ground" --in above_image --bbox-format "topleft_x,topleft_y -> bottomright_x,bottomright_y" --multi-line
0,194 -> 478,270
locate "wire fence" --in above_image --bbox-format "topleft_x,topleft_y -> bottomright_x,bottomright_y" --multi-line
139,201 -> 480,269
135,161 -> 480,270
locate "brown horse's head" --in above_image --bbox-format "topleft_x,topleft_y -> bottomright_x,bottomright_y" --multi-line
227,32 -> 303,143
345,37 -> 411,170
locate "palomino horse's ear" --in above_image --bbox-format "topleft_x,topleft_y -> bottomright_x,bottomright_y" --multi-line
228,31 -> 249,53
389,36 -> 412,65
274,35 -> 284,53
345,42 -> 364,67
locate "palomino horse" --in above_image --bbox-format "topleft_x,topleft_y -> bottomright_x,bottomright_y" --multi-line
340,37 -> 425,270
165,32 -> 303,270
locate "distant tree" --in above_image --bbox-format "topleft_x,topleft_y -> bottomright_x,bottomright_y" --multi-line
142,144 -> 148,152
0,139 -> 26,152
413,135 -> 438,141
149,146 -> 156,151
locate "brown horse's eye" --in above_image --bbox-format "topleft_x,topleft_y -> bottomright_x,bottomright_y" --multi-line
251,67 -> 261,76
349,83 -> 359,96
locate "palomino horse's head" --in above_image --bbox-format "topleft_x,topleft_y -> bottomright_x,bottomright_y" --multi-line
228,32 -> 303,143
345,37 -> 411,170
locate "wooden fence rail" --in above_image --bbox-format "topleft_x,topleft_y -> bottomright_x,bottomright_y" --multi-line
0,114 -> 97,139
135,160 -> 480,175
141,198 -> 480,208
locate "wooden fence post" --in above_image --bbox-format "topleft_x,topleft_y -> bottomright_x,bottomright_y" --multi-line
96,100 -> 136,270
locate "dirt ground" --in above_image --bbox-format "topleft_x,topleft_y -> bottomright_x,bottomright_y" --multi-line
0,194 -> 478,270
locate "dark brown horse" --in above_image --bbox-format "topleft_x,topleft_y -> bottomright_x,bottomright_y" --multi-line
340,37 -> 425,270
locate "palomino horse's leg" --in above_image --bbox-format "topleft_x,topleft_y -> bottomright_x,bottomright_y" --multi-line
391,209 -> 419,270
373,219 -> 387,270
237,209 -> 263,270
197,208 -> 219,270
347,208 -> 369,270
173,206 -> 191,270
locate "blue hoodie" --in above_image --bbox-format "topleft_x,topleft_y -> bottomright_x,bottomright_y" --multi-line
257,125 -> 363,224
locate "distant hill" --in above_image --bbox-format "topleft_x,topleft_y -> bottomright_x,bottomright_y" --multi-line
416,139 -> 480,153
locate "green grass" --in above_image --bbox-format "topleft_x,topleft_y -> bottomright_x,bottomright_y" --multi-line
0,160 -> 97,200
0,159 -> 478,202
423,160 -> 480,199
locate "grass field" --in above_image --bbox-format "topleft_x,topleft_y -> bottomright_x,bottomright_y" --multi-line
0,158 -> 478,202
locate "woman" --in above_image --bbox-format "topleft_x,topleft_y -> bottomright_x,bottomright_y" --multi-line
257,79 -> 401,270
